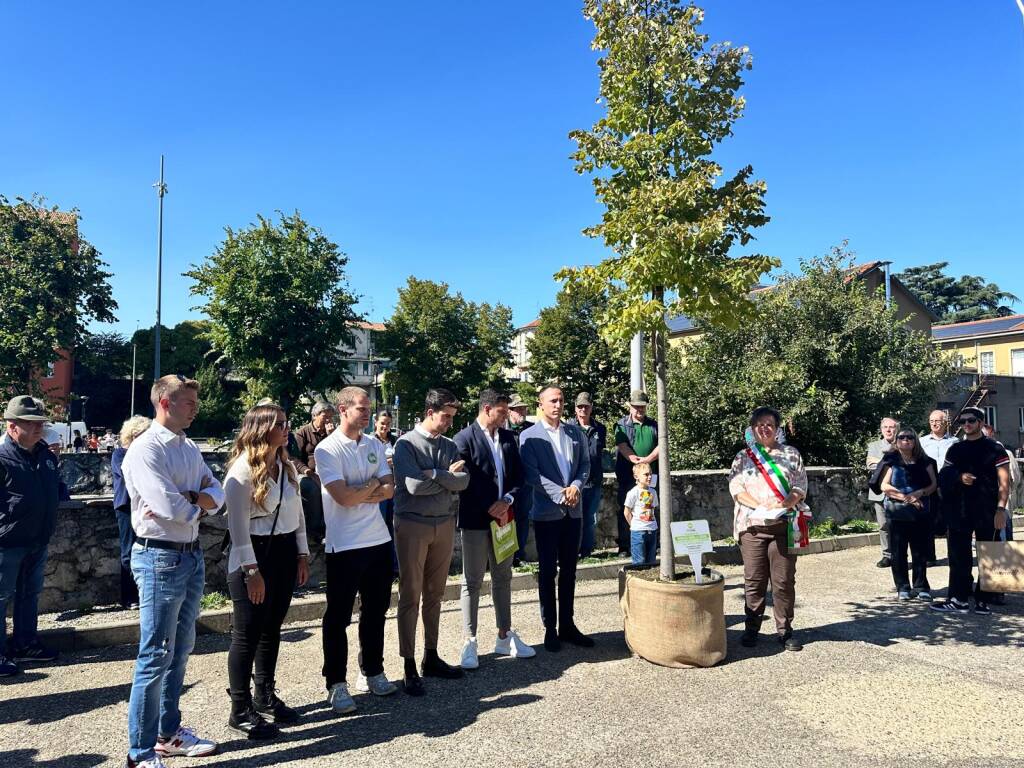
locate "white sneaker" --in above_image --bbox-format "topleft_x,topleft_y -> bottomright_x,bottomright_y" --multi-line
128,757 -> 168,768
494,630 -> 536,659
460,638 -> 479,669
354,671 -> 398,696
327,682 -> 357,714
154,726 -> 217,757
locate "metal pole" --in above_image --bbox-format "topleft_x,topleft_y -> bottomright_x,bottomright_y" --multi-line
630,333 -> 644,391
130,344 -> 137,416
153,155 -> 167,380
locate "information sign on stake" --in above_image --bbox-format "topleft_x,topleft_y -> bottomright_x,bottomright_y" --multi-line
670,520 -> 714,584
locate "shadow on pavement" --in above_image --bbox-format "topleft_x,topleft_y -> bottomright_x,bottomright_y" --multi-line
0,680 -> 197,727
3,748 -> 106,768
208,630 -> 632,766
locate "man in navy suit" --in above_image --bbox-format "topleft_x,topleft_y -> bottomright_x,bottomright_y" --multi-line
453,389 -> 535,669
518,384 -> 593,652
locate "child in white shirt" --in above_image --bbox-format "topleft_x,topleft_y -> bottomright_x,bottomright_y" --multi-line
623,463 -> 658,565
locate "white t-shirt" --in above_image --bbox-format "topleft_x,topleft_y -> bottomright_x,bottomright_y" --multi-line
315,430 -> 393,553
624,484 -> 658,532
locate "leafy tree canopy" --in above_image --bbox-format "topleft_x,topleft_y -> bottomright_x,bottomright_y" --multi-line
0,195 -> 117,397
186,211 -> 361,411
897,262 -> 1019,324
130,320 -> 215,379
526,283 -> 630,420
668,248 -> 957,469
377,277 -> 513,419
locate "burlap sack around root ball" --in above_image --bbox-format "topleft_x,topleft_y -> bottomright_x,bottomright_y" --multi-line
619,567 -> 727,668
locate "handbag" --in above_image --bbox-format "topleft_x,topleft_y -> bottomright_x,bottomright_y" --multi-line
978,539 -> 1024,593
490,517 -> 518,564
221,465 -> 287,557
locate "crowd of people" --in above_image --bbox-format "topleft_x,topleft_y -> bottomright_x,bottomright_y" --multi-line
0,379 -> 1020,767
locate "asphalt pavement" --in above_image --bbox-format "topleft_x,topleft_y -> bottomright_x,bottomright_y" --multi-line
2,540 -> 1022,768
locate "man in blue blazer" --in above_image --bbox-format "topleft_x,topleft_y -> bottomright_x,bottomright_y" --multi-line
453,389 -> 535,669
518,384 -> 593,651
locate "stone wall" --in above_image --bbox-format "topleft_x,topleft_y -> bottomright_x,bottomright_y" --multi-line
40,457 -> 1024,613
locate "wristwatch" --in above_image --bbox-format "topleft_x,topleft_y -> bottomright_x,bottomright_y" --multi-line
502,493 -> 514,505
242,565 -> 260,580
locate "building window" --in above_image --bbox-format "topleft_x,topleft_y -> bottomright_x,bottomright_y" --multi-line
983,405 -> 997,427
46,361 -> 56,378
362,361 -> 370,375
1012,349 -> 1024,377
1019,407 -> 1024,432
980,351 -> 995,375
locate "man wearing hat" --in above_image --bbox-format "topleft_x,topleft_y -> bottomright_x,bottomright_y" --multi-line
613,390 -> 659,556
0,395 -> 61,677
931,406 -> 1011,615
569,392 -> 606,558
507,395 -> 534,563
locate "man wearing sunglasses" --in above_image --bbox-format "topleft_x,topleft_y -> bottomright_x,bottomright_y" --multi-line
931,406 -> 1011,615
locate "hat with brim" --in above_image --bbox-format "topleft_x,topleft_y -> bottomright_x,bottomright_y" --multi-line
508,395 -> 531,410
575,392 -> 593,407
627,389 -> 650,407
3,395 -> 48,422
960,406 -> 985,422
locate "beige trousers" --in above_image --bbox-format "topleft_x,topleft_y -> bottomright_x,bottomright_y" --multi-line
395,515 -> 456,658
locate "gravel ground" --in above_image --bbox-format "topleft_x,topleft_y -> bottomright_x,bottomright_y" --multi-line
2,540 -> 1022,768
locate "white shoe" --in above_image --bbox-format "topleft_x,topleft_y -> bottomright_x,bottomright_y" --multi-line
154,726 -> 217,757
460,638 -> 479,669
354,671 -> 398,696
327,682 -> 357,714
129,757 -> 168,768
494,630 -> 536,659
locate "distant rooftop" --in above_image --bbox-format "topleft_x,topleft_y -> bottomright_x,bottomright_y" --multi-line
931,314 -> 1024,341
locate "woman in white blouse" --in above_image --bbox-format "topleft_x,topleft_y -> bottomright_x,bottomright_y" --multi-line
224,403 -> 309,739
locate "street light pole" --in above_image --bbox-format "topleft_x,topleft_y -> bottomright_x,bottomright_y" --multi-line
153,155 -> 168,380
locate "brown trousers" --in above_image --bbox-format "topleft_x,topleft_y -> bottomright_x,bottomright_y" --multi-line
739,521 -> 797,634
395,515 -> 456,658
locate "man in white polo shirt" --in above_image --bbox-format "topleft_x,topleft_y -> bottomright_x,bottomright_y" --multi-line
122,375 -> 225,768
315,386 -> 398,715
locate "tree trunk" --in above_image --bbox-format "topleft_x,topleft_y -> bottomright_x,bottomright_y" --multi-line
652,288 -> 675,582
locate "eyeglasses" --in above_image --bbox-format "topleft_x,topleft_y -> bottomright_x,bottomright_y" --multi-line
959,417 -> 979,425
896,435 -> 916,441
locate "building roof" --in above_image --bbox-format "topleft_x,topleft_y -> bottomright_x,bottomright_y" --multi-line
931,314 -> 1024,341
351,321 -> 386,332
517,319 -> 540,332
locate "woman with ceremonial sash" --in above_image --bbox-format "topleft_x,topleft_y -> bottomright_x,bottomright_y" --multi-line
728,406 -> 809,652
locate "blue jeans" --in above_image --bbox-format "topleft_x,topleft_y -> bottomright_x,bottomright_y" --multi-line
116,510 -> 139,607
127,545 -> 205,762
0,544 -> 49,656
630,530 -> 657,565
579,485 -> 602,558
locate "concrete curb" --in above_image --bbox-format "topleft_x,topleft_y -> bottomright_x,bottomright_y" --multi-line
45,519 -> 1016,653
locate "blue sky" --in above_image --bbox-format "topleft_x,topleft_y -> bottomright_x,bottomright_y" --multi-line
2,1 -> 1022,336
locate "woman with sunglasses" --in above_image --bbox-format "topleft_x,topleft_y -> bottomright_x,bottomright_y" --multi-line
876,430 -> 937,600
223,403 -> 310,739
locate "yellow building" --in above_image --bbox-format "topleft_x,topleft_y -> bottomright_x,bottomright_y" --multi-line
932,314 -> 1024,377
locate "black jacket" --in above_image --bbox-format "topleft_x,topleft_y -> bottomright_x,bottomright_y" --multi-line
0,439 -> 61,548
454,421 -> 523,530
569,417 -> 606,488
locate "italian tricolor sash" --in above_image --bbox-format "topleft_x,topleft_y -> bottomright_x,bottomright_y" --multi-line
743,428 -> 811,549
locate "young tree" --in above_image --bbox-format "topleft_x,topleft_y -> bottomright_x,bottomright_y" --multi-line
377,278 -> 514,417
186,212 -> 361,411
0,196 -> 117,397
559,1 -> 774,580
669,249 -> 957,469
897,262 -> 1019,323
526,284 -> 630,418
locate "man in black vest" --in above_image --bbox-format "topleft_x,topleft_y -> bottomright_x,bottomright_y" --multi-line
0,396 -> 60,677
613,390 -> 658,555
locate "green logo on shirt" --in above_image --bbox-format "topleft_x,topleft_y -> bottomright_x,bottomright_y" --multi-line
368,452 -> 378,464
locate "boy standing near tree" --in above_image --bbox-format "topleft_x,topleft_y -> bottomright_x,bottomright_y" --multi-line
623,462 -> 658,565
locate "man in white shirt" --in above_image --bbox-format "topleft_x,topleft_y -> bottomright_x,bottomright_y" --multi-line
315,387 -> 397,715
122,375 -> 224,768
920,410 -> 958,566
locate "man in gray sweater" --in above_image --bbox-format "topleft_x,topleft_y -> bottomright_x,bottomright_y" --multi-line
393,388 -> 469,696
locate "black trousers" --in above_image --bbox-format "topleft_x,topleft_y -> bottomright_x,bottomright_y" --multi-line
322,541 -> 393,689
947,512 -> 998,603
534,516 -> 582,631
615,480 -> 631,552
888,519 -> 931,592
227,533 -> 298,705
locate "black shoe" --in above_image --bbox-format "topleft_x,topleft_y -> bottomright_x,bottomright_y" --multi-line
254,688 -> 299,724
228,705 -> 278,740
558,626 -> 595,648
11,642 -> 58,664
974,601 -> 992,615
421,654 -> 464,679
778,632 -> 802,652
740,628 -> 758,648
876,557 -> 891,568
990,593 -> 1006,606
403,673 -> 425,696
543,629 -> 561,652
